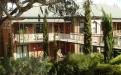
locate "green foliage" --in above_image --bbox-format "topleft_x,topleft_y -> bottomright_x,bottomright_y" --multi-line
42,15 -> 50,57
83,0 -> 92,54
94,64 -> 121,75
0,57 -> 12,75
9,57 -> 52,75
57,53 -> 98,75
53,34 -> 58,63
110,55 -> 121,65
93,53 -> 104,64
18,29 -> 24,34
102,8 -> 113,63
46,62 -> 54,68
0,61 -> 6,75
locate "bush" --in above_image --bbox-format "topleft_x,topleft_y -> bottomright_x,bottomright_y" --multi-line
46,62 -> 53,68
110,55 -> 121,65
0,65 -> 6,75
93,53 -> 104,64
57,53 -> 98,75
9,56 -> 52,75
0,57 -> 12,75
94,64 -> 121,75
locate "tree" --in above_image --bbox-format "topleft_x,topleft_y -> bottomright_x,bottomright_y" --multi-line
43,15 -> 50,57
0,0 -> 77,25
83,0 -> 92,54
53,33 -> 58,63
7,32 -> 12,58
102,9 -> 113,63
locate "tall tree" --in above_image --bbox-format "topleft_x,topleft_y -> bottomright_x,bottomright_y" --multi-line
53,33 -> 58,63
7,32 -> 12,58
102,9 -> 113,63
43,15 -> 50,57
83,0 -> 92,54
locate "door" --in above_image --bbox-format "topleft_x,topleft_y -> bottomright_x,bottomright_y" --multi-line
16,45 -> 28,58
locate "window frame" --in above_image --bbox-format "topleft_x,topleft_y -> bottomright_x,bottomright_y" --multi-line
79,22 -> 84,33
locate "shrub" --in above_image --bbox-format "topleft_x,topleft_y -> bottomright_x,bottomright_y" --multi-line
94,64 -> 121,75
93,53 -> 104,64
46,62 -> 53,69
0,57 -> 12,75
9,56 -> 52,75
57,53 -> 98,75
0,64 -> 6,75
110,55 -> 121,65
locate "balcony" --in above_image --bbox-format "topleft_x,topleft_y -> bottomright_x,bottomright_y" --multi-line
13,33 -> 103,46
13,32 -> 121,48
114,30 -> 121,35
14,33 -> 54,43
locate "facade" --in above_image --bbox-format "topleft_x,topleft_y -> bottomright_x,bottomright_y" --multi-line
1,3 -> 121,58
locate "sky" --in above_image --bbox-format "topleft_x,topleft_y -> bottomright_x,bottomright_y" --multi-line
8,0 -> 121,9
76,0 -> 121,8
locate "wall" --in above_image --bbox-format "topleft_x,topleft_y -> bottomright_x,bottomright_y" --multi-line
2,20 -> 12,56
29,43 -> 43,57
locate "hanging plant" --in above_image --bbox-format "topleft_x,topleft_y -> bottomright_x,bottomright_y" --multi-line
18,29 -> 24,34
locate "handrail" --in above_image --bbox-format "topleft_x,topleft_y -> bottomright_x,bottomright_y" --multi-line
13,33 -> 103,44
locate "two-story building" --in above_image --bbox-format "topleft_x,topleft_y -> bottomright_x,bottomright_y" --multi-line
1,3 -> 121,59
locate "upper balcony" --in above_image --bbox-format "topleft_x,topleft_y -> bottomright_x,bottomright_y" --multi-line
13,32 -> 121,48
13,33 -> 103,46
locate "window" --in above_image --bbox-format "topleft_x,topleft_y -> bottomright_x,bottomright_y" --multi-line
80,23 -> 84,33
3,22 -> 6,28
35,24 -> 43,33
92,22 -> 97,34
117,23 -> 121,30
37,44 -> 41,48
54,25 -> 58,32
60,42 -> 65,55
79,45 -> 84,52
8,22 -> 10,27
59,25 -> 63,33
54,24 -> 63,33
16,45 -> 28,58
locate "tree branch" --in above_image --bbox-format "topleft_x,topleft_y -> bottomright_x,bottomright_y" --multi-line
36,0 -> 64,5
0,8 -> 18,25
0,0 -> 65,25
0,0 -> 35,20
0,1 -> 22,19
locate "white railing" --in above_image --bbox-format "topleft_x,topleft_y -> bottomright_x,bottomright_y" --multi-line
13,33 -> 54,43
113,30 -> 121,35
13,33 -> 104,44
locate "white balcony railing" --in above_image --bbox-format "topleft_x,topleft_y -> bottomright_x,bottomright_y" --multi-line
13,33 -> 121,47
14,33 -> 54,43
13,33 -> 103,45
113,30 -> 121,35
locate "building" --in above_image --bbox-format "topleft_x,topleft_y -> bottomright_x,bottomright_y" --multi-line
1,3 -> 121,59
